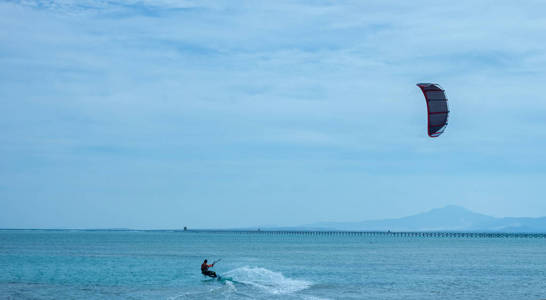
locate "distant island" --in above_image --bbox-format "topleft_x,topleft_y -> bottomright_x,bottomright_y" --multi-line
250,205 -> 546,233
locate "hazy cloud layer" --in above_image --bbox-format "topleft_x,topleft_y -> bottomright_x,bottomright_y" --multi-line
1,0 -> 546,228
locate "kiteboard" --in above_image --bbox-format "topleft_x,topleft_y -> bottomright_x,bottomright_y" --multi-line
201,275 -> 233,282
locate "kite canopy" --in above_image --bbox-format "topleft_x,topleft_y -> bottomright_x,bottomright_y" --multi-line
416,83 -> 449,138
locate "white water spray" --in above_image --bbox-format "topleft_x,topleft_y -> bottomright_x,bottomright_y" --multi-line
223,266 -> 311,295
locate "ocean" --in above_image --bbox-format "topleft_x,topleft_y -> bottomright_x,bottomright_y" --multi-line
0,230 -> 545,299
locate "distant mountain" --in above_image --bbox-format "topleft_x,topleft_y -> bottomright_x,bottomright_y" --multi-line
284,205 -> 546,233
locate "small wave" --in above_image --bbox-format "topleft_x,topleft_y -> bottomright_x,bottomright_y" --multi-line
224,281 -> 237,292
223,266 -> 311,295
168,284 -> 234,300
301,296 -> 333,300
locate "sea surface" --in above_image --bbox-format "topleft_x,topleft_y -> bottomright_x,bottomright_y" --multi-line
1,230 -> 545,299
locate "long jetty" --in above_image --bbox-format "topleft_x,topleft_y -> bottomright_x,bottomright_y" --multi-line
184,230 -> 546,238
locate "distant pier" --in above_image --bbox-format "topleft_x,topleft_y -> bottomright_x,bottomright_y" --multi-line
184,230 -> 546,238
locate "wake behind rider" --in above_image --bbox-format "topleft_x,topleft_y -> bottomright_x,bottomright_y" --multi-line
201,259 -> 217,278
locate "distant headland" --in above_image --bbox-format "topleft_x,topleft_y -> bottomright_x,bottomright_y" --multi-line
244,205 -> 546,233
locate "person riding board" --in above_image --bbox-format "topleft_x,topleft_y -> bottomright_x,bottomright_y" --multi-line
201,259 -> 217,278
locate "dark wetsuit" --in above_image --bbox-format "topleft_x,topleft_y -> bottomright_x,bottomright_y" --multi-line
201,263 -> 217,278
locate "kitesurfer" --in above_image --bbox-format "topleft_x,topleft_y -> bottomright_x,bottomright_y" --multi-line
201,259 -> 217,278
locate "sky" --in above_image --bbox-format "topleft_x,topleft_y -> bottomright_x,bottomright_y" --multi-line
1,0 -> 546,229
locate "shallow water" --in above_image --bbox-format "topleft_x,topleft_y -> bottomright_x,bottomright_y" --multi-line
1,230 -> 545,299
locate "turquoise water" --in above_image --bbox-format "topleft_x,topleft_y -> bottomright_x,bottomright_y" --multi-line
1,230 -> 545,299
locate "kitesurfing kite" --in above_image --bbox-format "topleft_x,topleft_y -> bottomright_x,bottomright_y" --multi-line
416,83 -> 449,138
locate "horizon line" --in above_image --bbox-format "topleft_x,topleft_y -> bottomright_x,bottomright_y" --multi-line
1,228 -> 546,234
